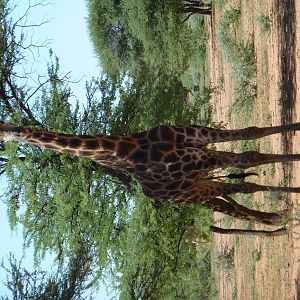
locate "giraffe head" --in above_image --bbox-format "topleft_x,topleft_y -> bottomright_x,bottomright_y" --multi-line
0,121 -> 23,142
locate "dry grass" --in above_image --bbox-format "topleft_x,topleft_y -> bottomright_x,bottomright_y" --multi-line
208,0 -> 300,299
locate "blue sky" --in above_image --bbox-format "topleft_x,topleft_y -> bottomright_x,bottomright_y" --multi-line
0,1 -> 113,298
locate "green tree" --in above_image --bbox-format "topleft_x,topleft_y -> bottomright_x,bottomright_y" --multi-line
87,0 -> 207,80
110,187 -> 213,299
3,58 -> 132,270
0,0 -> 214,297
1,244 -> 96,300
115,65 -> 212,130
179,1 -> 212,23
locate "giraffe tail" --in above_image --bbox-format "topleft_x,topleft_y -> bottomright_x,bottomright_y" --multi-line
207,172 -> 258,180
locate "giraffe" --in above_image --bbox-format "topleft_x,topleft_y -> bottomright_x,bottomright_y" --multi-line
1,121 -> 300,234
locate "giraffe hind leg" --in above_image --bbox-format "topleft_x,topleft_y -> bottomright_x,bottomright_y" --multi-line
205,197 -> 288,226
193,180 -> 297,225
200,180 -> 300,198
228,151 -> 300,169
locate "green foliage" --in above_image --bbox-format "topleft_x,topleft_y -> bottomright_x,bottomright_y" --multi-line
87,0 -> 207,80
1,249 -> 96,300
111,186 -> 213,299
1,0 -> 214,297
114,69 -> 212,132
251,249 -> 261,262
217,9 -> 257,117
2,54 -> 214,297
256,14 -> 271,34
239,140 -> 260,152
120,0 -> 186,73
215,247 -> 234,274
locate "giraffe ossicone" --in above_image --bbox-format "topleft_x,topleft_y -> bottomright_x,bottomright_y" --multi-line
1,121 -> 300,234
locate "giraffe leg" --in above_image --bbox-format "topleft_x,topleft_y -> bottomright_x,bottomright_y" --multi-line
205,197 -> 288,226
197,180 -> 300,198
205,149 -> 300,170
233,151 -> 300,168
181,122 -> 300,145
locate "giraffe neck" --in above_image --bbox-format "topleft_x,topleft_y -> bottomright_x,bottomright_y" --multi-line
3,126 -> 120,162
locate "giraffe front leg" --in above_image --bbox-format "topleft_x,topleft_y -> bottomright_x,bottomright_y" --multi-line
178,122 -> 300,145
196,180 -> 300,199
205,197 -> 288,226
207,150 -> 300,169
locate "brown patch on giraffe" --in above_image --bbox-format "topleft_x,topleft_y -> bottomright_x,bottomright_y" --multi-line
69,138 -> 82,148
201,128 -> 209,136
79,150 -> 94,157
32,131 -> 43,139
159,125 -> 176,141
101,138 -> 116,150
134,164 -> 147,172
128,149 -> 148,163
182,154 -> 192,162
55,137 -> 69,148
117,141 -> 137,157
39,133 -> 57,144
85,139 -> 100,150
168,162 -> 182,173
147,127 -> 160,142
179,180 -> 194,190
164,152 -> 179,163
175,134 -> 185,144
186,127 -> 196,137
136,137 -> 148,145
108,135 -> 121,141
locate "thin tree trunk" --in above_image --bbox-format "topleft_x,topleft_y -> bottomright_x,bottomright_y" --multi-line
179,7 -> 212,15
210,226 -> 287,236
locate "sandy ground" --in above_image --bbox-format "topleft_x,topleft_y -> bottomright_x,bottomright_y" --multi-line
208,0 -> 300,299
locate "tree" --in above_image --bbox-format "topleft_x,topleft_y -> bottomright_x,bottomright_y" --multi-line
87,0 -> 207,80
0,0 -> 130,283
110,188 -> 213,299
1,243 -> 96,300
0,1 -> 214,297
179,1 -> 212,23
3,56 -> 133,269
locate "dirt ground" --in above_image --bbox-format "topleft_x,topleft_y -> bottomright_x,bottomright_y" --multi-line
208,0 -> 300,299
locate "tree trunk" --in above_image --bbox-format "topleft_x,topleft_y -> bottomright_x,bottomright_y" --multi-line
179,7 -> 212,15
210,226 -> 287,236
178,1 -> 212,19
